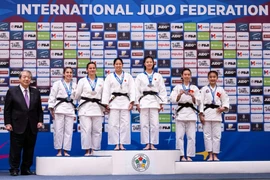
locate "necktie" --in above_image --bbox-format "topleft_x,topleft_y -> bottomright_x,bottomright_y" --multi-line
24,89 -> 29,108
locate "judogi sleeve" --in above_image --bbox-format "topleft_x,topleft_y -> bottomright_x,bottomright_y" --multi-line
71,82 -> 77,104
193,86 -> 201,106
199,87 -> 206,113
134,75 -> 141,105
128,74 -> 136,103
158,74 -> 168,104
48,81 -> 59,109
221,88 -> 230,113
75,78 -> 84,100
170,85 -> 179,104
101,75 -> 111,105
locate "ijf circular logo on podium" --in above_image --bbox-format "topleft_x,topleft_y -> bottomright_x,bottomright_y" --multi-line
132,154 -> 150,172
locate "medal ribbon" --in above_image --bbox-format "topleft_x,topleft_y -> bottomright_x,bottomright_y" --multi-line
182,83 -> 190,93
114,71 -> 124,87
144,71 -> 154,85
208,85 -> 217,104
61,79 -> 72,98
87,76 -> 97,91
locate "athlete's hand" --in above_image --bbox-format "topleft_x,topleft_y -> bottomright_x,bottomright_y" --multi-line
159,105 -> 164,112
136,104 -> 140,113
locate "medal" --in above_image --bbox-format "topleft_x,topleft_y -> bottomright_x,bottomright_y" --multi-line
114,71 -> 124,89
208,85 -> 217,105
144,71 -> 154,88
62,80 -> 72,101
182,83 -> 190,94
87,76 -> 97,95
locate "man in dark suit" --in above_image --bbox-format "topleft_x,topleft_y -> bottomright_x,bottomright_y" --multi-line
4,70 -> 43,176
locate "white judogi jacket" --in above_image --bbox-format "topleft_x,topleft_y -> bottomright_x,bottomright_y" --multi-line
170,84 -> 200,121
75,77 -> 104,117
199,85 -> 230,121
102,72 -> 135,110
135,72 -> 167,109
48,80 -> 77,116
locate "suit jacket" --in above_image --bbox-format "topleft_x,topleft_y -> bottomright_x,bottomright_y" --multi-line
4,86 -> 43,134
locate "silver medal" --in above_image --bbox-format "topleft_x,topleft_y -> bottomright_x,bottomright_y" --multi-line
91,91 -> 97,95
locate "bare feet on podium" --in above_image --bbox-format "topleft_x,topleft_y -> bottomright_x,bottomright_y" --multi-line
180,156 -> 187,161
91,149 -> 95,155
56,149 -> 62,157
143,144 -> 151,150
207,152 -> 213,161
64,150 -> 70,156
150,144 -> 157,150
85,149 -> 91,156
213,154 -> 219,161
187,157 -> 193,161
114,144 -> 120,150
119,144 -> 126,150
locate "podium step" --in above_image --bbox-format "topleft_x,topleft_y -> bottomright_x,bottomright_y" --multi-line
36,156 -> 112,175
93,150 -> 181,175
175,161 -> 270,174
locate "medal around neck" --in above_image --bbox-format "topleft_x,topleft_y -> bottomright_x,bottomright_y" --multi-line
91,91 -> 97,95
67,96 -> 71,101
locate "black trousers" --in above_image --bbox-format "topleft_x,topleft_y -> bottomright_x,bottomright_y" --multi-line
9,122 -> 37,172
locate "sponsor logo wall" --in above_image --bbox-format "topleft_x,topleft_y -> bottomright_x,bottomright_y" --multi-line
1,22 -> 269,134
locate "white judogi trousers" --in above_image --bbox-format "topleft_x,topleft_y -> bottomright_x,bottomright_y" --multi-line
140,108 -> 159,145
108,109 -> 131,145
53,114 -> 74,151
203,121 -> 221,154
80,116 -> 103,150
175,121 -> 196,157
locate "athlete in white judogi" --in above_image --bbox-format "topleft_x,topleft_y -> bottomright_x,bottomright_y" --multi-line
170,68 -> 201,161
75,62 -> 105,156
102,58 -> 135,150
199,70 -> 229,161
48,67 -> 77,156
135,56 -> 167,150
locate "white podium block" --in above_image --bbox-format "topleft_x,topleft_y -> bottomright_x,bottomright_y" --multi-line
36,156 -> 112,176
93,150 -> 181,175
175,161 -> 270,174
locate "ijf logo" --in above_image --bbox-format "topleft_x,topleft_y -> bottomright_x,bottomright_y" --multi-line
132,153 -> 150,172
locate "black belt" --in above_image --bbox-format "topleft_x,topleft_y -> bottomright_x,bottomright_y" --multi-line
78,97 -> 106,109
109,92 -> 129,103
55,98 -> 76,109
204,104 -> 219,111
139,91 -> 163,102
176,102 -> 199,113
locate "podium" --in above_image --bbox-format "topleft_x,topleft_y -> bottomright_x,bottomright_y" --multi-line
94,150 -> 180,175
36,150 -> 180,175
36,150 -> 270,175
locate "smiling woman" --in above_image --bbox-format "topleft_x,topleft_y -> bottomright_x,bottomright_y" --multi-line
102,57 -> 135,151
48,67 -> 77,157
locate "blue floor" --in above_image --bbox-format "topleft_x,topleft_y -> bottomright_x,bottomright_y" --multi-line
1,172 -> 270,180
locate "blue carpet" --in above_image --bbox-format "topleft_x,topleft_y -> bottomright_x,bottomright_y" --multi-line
1,172 -> 270,180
